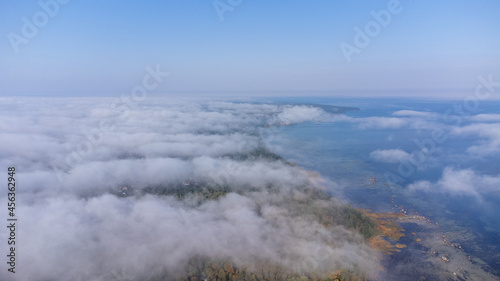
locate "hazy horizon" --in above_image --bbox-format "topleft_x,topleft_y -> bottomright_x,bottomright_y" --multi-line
2,1 -> 500,280
1,0 -> 499,98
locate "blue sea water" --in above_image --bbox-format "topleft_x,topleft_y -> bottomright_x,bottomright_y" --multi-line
262,97 -> 500,278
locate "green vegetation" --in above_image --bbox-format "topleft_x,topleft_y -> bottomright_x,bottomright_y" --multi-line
118,148 -> 378,280
229,147 -> 290,163
148,256 -> 369,281
278,188 -> 377,240
340,207 -> 376,239
143,183 -> 230,201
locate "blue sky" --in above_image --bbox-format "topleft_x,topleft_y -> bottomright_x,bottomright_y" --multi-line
1,0 -> 499,97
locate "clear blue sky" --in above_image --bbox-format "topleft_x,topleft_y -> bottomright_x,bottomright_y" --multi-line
1,0 -> 499,97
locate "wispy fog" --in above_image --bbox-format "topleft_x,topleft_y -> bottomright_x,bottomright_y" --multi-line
0,97 -> 378,280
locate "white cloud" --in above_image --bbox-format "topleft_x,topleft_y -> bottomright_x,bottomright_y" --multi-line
469,114 -> 500,122
408,167 -> 500,200
451,123 -> 500,156
392,110 -> 439,118
370,149 -> 410,163
0,97 -> 379,280
273,105 -> 329,125
348,116 -> 437,130
355,117 -> 409,129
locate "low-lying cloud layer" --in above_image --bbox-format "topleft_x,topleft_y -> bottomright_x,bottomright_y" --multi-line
451,123 -> 500,156
352,107 -> 500,200
408,167 -> 500,201
370,149 -> 410,163
0,98 -> 378,280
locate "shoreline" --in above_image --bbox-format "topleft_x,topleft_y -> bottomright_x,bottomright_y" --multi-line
269,136 -> 499,280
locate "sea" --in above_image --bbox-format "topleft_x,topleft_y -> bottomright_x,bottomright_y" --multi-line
260,97 -> 500,280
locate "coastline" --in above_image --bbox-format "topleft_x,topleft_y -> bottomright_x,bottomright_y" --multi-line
265,116 -> 500,280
